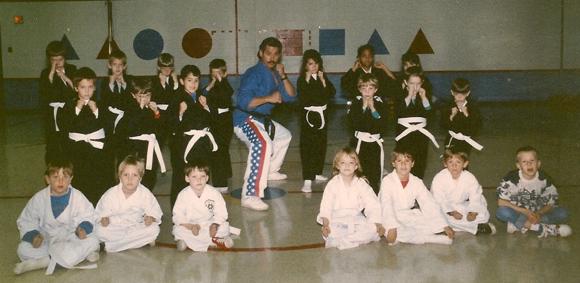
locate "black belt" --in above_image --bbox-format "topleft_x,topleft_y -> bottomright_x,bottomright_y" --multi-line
236,107 -> 275,140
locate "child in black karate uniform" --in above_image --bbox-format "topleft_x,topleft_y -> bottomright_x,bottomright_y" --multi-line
40,41 -> 77,164
394,66 -> 437,179
298,49 -> 336,193
203,59 -> 234,193
440,78 -> 482,155
168,65 -> 216,207
58,67 -> 111,204
151,53 -> 179,146
347,73 -> 388,193
117,78 -> 166,190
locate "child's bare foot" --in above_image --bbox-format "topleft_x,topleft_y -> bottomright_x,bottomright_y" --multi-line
176,240 -> 187,251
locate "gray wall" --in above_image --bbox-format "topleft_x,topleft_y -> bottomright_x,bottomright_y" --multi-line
1,0 -> 579,78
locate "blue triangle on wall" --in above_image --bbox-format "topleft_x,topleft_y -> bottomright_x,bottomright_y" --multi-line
367,29 -> 389,55
60,34 -> 79,60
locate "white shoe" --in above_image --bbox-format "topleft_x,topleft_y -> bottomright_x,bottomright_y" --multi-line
268,172 -> 287,181
538,224 -> 573,238
211,236 -> 235,249
241,197 -> 269,211
176,240 -> 187,251
14,257 -> 50,275
315,175 -> 328,182
215,187 -> 229,194
301,180 -> 312,193
86,251 -> 99,262
489,223 -> 497,235
507,222 -> 518,234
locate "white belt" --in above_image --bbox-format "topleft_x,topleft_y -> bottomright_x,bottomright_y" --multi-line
304,104 -> 327,130
395,117 -> 439,148
157,104 -> 169,111
49,102 -> 65,131
68,129 -> 105,149
447,130 -> 483,151
218,108 -> 230,114
354,131 -> 385,182
129,134 -> 167,173
183,127 -> 218,162
107,106 -> 124,134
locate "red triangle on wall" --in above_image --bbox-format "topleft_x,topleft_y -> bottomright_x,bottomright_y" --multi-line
97,37 -> 121,59
407,28 -> 434,54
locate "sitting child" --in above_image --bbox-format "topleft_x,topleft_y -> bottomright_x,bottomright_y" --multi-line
380,150 -> 454,245
431,149 -> 495,235
172,161 -> 235,251
496,146 -> 572,237
95,156 -> 163,253
15,159 -> 99,275
317,147 -> 385,250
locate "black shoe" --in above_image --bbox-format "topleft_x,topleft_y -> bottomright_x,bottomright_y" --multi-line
477,223 -> 496,235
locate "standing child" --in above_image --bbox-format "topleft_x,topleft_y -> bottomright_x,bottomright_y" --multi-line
15,160 -> 99,275
496,146 -> 572,237
440,78 -> 483,154
394,66 -> 438,179
95,156 -> 162,253
347,73 -> 387,193
298,49 -> 336,192
168,65 -> 216,207
379,150 -> 454,245
317,147 -> 385,250
431,149 -> 495,235
117,78 -> 166,190
58,67 -> 112,204
173,161 -> 235,251
203,59 -> 234,193
151,53 -> 179,146
40,41 -> 77,164
100,50 -> 133,169
341,44 -> 396,101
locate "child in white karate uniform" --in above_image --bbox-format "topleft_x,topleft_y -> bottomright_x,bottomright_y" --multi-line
380,150 -> 455,245
15,159 -> 100,275
173,161 -> 235,251
317,147 -> 385,250
95,156 -> 163,252
431,149 -> 495,235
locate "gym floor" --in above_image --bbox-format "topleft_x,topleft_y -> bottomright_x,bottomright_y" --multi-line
1,102 -> 579,283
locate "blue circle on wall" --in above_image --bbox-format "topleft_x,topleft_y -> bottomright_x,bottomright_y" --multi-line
133,29 -> 164,60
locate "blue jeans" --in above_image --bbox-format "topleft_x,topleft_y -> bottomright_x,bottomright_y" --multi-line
496,206 -> 569,230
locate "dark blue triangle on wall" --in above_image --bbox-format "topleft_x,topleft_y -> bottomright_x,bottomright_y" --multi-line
61,34 -> 79,60
367,29 -> 389,55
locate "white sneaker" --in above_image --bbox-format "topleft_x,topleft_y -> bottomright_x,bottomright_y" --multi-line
268,172 -> 287,181
301,180 -> 312,193
215,187 -> 229,194
315,175 -> 328,182
507,222 -> 518,234
176,240 -> 187,251
241,197 -> 269,211
489,223 -> 497,235
538,224 -> 573,238
86,251 -> 99,262
14,257 -> 50,275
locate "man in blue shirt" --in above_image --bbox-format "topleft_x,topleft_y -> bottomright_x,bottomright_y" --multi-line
233,37 -> 296,211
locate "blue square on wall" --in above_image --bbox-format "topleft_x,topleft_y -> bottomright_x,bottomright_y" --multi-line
319,29 -> 345,55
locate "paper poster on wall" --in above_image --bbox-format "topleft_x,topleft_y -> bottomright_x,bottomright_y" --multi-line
97,38 -> 121,59
275,29 -> 304,56
407,28 -> 434,54
182,28 -> 212,59
60,34 -> 79,60
367,29 -> 389,55
133,28 -> 164,60
319,29 -> 345,55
